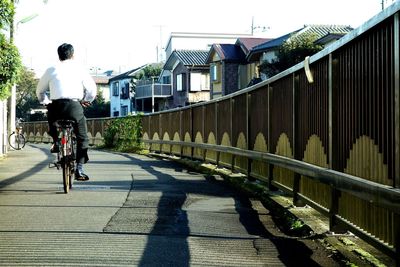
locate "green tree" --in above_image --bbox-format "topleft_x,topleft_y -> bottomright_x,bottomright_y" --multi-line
259,33 -> 323,78
0,0 -> 22,100
131,63 -> 163,93
84,90 -> 110,118
15,66 -> 41,120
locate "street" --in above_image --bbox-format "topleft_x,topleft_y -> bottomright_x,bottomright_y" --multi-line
0,144 -> 340,266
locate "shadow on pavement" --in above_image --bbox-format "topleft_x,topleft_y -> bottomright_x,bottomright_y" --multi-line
102,152 -> 322,267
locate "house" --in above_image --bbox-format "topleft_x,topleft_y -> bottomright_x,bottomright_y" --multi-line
247,25 -> 353,79
92,75 -> 111,102
108,65 -> 146,117
159,32 -> 253,91
134,63 -> 171,113
206,37 -> 270,99
163,49 -> 210,108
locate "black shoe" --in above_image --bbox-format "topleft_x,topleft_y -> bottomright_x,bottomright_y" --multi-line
50,144 -> 59,153
75,170 -> 89,181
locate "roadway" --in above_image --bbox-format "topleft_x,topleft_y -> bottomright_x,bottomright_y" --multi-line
0,144 -> 341,266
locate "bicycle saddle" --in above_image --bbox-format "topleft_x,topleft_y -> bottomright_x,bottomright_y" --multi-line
54,120 -> 75,128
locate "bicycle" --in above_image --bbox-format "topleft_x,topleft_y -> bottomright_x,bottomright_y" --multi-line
8,125 -> 26,150
50,120 -> 76,193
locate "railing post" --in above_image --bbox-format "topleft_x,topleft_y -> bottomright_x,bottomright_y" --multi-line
267,84 -> 277,191
215,102 -> 220,166
292,73 -> 304,207
247,92 -> 255,181
327,53 -> 346,233
393,11 -> 400,265
180,110 -> 183,158
152,84 -> 155,113
202,105 -> 206,162
159,113 -> 162,153
190,107 -> 194,160
230,97 -> 235,171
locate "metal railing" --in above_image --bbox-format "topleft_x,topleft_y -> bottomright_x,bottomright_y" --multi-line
140,4 -> 400,261
135,83 -> 172,99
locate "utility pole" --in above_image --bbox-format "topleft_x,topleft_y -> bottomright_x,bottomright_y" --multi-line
7,1 -> 41,151
153,25 -> 165,62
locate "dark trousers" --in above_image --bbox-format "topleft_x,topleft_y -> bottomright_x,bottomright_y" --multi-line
47,99 -> 89,164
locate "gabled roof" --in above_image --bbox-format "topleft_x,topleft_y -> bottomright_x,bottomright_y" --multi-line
92,76 -> 110,84
247,24 -> 353,61
206,44 -> 246,64
236,37 -> 272,55
109,65 -> 147,82
164,50 -> 209,70
314,32 -> 347,45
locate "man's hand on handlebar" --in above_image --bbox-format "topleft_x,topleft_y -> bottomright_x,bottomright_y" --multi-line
80,101 -> 91,107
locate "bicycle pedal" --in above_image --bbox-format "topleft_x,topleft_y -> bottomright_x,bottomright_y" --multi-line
49,162 -> 60,169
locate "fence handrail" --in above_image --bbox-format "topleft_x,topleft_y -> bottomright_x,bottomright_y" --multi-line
143,139 -> 400,214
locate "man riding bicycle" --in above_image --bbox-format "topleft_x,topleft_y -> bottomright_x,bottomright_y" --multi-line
36,43 -> 97,181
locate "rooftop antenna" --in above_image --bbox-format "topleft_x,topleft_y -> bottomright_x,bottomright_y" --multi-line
251,16 -> 269,35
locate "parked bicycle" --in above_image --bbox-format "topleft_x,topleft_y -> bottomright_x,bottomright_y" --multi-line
50,120 -> 76,193
8,123 -> 26,150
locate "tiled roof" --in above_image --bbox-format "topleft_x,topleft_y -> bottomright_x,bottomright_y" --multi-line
314,32 -> 347,45
236,37 -> 272,54
247,25 -> 353,61
206,44 -> 246,63
174,50 -> 209,65
92,76 -> 110,84
164,50 -> 209,70
109,65 -> 147,82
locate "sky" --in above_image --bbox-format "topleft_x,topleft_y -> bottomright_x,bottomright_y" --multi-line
13,0 -> 393,76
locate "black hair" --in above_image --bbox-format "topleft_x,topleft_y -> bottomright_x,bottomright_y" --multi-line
57,43 -> 74,61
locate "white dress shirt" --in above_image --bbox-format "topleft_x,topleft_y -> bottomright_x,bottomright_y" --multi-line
36,59 -> 97,104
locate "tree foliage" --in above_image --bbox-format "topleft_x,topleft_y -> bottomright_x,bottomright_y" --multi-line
15,66 -> 41,120
0,0 -> 14,29
84,90 -> 110,118
135,64 -> 162,80
0,0 -> 21,100
259,33 -> 323,78
130,63 -> 163,94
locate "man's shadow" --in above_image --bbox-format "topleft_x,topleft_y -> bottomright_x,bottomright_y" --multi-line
102,153 -> 320,267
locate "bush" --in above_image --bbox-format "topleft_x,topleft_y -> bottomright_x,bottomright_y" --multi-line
103,114 -> 143,152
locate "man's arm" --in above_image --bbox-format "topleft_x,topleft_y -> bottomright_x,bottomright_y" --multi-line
36,68 -> 52,104
82,72 -> 97,103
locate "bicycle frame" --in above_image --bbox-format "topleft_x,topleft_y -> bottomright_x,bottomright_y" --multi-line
53,120 -> 76,193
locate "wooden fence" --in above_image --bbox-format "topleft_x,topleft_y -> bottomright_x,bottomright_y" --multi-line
141,4 -> 400,261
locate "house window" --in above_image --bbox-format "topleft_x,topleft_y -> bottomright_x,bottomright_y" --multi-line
210,64 -> 219,82
112,82 -> 119,96
121,105 -> 128,116
176,73 -> 185,91
121,82 -> 129,99
162,75 -> 171,84
190,73 -> 210,91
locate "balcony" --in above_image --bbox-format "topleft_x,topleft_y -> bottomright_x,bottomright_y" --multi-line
135,82 -> 172,99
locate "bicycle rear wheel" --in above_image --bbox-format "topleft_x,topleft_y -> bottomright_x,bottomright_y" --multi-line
62,158 -> 70,193
8,133 -> 25,150
69,160 -> 74,189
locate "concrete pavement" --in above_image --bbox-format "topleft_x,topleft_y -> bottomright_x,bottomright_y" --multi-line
0,144 -> 342,266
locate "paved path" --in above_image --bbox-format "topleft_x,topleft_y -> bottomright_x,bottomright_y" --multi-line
0,144 -> 340,266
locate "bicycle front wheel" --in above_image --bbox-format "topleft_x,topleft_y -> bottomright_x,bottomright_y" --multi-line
8,133 -> 25,150
62,158 -> 70,193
